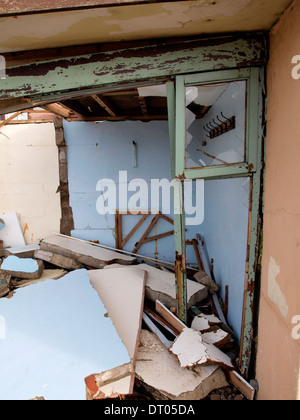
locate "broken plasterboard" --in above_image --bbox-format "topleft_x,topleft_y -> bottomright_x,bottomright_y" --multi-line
0,270 -> 131,401
191,313 -> 223,332
104,264 -> 208,309
135,330 -> 228,400
0,256 -> 44,280
10,269 -> 67,289
170,328 -> 234,370
88,267 -> 146,398
40,235 -> 136,268
4,244 -> 40,259
0,213 -> 25,248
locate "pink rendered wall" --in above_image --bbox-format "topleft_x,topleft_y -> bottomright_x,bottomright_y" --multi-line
256,0 -> 300,400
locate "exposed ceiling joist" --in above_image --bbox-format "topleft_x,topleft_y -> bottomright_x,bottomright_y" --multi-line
42,103 -> 71,119
91,95 -> 117,118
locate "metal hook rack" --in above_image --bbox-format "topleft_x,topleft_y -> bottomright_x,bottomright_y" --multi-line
203,113 -> 235,139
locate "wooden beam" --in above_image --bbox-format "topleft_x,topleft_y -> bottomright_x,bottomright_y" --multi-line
91,94 -> 117,117
1,34 -> 267,101
43,103 -> 71,119
132,214 -> 160,254
192,239 -> 204,272
57,102 -> 84,120
121,214 -> 150,250
137,95 -> 148,116
0,111 -> 23,128
142,230 -> 175,244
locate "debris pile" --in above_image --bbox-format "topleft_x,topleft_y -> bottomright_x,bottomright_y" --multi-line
0,223 -> 255,400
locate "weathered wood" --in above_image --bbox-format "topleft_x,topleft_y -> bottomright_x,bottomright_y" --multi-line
0,111 -> 23,128
227,370 -> 256,400
144,305 -> 179,337
132,214 -> 160,254
1,34 -> 267,102
192,239 -> 204,272
91,94 -> 117,117
155,300 -> 186,334
121,213 -> 150,249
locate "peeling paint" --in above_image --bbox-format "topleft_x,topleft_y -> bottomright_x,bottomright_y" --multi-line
268,256 -> 289,319
0,0 -> 292,53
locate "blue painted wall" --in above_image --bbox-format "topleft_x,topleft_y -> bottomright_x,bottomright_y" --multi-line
64,117 -> 249,340
63,120 -> 177,262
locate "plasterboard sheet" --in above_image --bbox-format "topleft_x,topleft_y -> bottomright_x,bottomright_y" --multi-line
41,234 -> 136,267
0,269 -> 130,401
104,263 -> 208,309
0,212 -> 25,248
88,267 -> 146,361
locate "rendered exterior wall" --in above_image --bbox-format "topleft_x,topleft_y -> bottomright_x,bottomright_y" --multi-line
256,0 -> 300,400
0,123 -> 61,244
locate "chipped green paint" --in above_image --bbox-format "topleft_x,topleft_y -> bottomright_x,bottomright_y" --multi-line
168,67 -> 264,377
0,33 -> 267,101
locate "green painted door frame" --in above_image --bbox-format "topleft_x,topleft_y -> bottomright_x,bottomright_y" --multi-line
167,67 -> 265,377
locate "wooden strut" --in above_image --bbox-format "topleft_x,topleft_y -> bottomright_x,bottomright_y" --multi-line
115,211 -> 175,254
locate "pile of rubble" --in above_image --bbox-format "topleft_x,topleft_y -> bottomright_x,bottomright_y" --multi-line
0,231 -> 255,401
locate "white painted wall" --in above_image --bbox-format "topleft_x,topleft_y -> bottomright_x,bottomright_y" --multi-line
0,123 -> 61,244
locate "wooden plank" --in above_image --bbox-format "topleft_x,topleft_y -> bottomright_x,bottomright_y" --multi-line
141,230 -> 174,244
57,102 -> 85,119
155,300 -> 186,334
42,103 -> 71,119
158,213 -> 174,225
192,239 -> 204,271
115,212 -> 120,249
144,306 -> 179,337
137,96 -> 148,116
1,34 -> 267,101
227,370 -> 256,400
120,213 -> 149,249
132,214 -> 160,254
0,111 -> 23,128
91,94 -> 117,117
